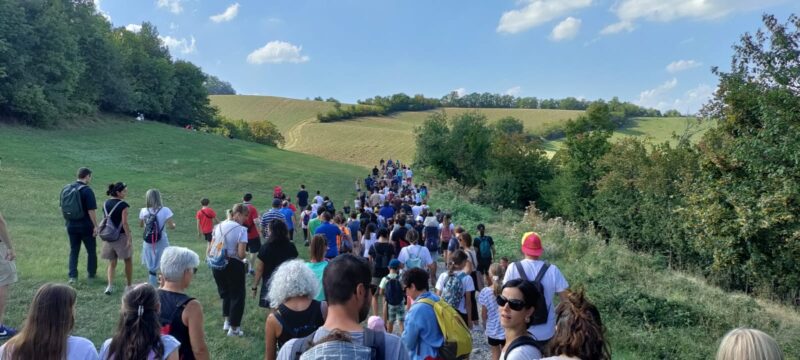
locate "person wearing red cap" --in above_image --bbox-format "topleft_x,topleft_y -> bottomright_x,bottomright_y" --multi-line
503,231 -> 569,349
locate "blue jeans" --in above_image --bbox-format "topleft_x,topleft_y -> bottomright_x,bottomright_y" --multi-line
67,226 -> 97,278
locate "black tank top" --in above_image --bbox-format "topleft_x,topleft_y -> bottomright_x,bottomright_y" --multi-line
158,290 -> 195,360
274,300 -> 325,348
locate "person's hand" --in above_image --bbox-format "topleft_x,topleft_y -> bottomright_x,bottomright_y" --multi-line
92,227 -> 99,237
5,248 -> 15,261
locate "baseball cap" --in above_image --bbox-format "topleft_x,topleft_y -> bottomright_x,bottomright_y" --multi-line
521,232 -> 543,257
272,198 -> 282,207
388,259 -> 401,269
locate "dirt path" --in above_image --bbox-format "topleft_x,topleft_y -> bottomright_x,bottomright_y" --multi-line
283,116 -> 315,150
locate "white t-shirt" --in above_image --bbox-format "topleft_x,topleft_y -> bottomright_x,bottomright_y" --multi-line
311,203 -> 320,215
397,244 -> 433,268
138,207 -> 174,242
100,335 -> 180,360
0,336 -> 100,360
435,271 -> 475,314
411,205 -> 423,219
503,259 -> 569,341
406,169 -> 413,178
214,220 -> 248,260
362,233 -> 378,257
478,287 -> 504,340
500,344 -> 542,360
314,195 -> 324,205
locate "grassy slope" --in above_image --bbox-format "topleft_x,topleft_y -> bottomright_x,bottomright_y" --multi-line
209,95 -> 336,133
0,115 -> 364,359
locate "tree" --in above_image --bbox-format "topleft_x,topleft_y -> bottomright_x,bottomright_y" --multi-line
171,61 -> 217,126
447,111 -> 493,187
249,120 -> 284,147
494,116 -> 524,135
203,74 -> 236,95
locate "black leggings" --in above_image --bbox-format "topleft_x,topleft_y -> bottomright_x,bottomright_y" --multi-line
212,258 -> 246,327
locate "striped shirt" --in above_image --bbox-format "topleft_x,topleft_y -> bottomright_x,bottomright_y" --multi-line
478,287 -> 504,340
260,209 -> 286,236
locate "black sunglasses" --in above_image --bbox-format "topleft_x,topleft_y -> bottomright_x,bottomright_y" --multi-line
496,295 -> 526,311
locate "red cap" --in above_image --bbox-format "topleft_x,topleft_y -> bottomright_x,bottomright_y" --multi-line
521,232 -> 543,257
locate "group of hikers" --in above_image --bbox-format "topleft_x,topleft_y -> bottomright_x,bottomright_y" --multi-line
0,163 -> 788,359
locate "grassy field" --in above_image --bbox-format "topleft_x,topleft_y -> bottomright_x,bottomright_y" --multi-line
209,95 -> 336,133
0,115 -> 364,359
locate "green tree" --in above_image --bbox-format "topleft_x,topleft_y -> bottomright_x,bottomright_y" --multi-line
248,120 -> 285,147
203,74 -> 236,95
494,116 -> 524,135
170,61 -> 217,126
447,111 -> 492,187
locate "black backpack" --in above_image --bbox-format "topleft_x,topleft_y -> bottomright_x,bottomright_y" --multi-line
60,183 -> 87,221
514,261 -> 550,326
143,208 -> 164,243
371,243 -> 392,273
502,335 -> 542,360
384,277 -> 404,306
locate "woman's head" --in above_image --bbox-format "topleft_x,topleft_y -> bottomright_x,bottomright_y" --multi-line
230,203 -> 249,223
109,283 -> 165,360
145,189 -> 162,209
406,229 -> 420,245
107,182 -> 127,198
377,227 -> 390,240
489,263 -> 504,296
267,219 -> 290,244
448,249 -> 468,273
548,290 -> 611,360
309,234 -> 328,262
716,328 -> 783,360
458,232 -> 472,248
160,246 -> 199,285
3,284 -> 77,359
499,279 -> 541,330
268,260 -> 319,306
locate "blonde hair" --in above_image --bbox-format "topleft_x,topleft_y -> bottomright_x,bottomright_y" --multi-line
488,263 -> 504,296
716,328 -> 783,360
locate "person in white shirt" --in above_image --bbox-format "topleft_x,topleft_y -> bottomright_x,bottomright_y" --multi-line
0,283 -> 99,360
498,279 -> 543,360
139,189 -> 177,287
313,191 -> 324,206
503,232 -> 569,348
435,250 -> 475,328
210,204 -> 249,336
397,230 -> 433,274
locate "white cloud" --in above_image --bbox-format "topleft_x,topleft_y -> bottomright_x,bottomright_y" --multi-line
666,59 -> 702,73
671,84 -> 714,114
497,0 -> 592,34
169,22 -> 179,30
210,3 -> 239,23
159,35 -> 196,54
246,41 -> 310,64
636,78 -> 678,110
635,79 -> 713,113
600,21 -> 634,35
125,24 -> 143,33
505,86 -> 522,96
93,0 -> 111,21
550,17 -> 582,41
453,88 -> 467,97
156,0 -> 183,14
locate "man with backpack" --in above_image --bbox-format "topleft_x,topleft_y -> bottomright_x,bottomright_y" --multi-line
473,224 -> 495,286
503,231 -> 570,348
61,167 -> 98,284
277,254 -> 409,360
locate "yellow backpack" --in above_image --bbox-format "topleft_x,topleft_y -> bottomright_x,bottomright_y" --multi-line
417,297 -> 472,360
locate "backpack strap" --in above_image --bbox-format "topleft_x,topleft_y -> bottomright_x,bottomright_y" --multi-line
166,297 -> 195,330
533,262 -> 550,284
514,261 -> 529,281
503,335 -> 540,360
362,328 -> 385,360
291,330 -> 317,360
104,200 -> 123,218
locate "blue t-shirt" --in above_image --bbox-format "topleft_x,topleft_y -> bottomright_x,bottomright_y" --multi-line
315,222 -> 342,258
280,208 -> 295,229
379,205 -> 395,220
347,220 -> 361,239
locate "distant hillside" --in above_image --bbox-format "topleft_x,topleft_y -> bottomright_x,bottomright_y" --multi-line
209,95 -> 337,132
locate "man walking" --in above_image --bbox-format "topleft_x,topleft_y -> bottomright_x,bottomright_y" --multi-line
402,268 -> 444,360
503,231 -> 569,348
61,167 -> 98,283
242,193 -> 261,274
296,185 -> 309,209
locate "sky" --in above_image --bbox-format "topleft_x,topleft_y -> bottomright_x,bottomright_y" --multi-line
95,0 -> 799,114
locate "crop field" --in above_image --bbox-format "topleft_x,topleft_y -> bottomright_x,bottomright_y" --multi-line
209,95 -> 336,133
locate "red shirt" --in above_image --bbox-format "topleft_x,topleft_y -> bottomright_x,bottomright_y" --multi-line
195,207 -> 217,234
244,203 -> 260,239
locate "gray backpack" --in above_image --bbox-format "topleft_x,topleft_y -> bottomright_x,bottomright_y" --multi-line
98,201 -> 124,242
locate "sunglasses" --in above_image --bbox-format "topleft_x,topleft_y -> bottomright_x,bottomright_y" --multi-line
496,295 -> 526,311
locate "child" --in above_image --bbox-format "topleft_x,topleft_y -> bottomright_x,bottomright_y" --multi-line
499,256 -> 510,275
379,259 -> 405,334
478,263 -> 506,360
436,250 -> 475,328
195,198 -> 217,242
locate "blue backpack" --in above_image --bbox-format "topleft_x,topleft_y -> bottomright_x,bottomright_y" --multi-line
424,226 -> 440,253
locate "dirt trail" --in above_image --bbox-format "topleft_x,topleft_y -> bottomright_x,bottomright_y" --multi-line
283,117 -> 315,150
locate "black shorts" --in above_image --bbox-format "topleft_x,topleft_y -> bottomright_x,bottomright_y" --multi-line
477,260 -> 491,274
487,337 -> 506,347
247,237 -> 261,253
203,233 -> 212,242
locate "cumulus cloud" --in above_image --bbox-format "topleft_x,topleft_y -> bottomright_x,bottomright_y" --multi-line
157,0 -> 183,14
550,17 -> 582,41
160,35 -> 196,54
635,79 -> 713,113
505,86 -> 522,96
210,3 -> 239,23
453,88 -> 467,97
497,0 -> 592,34
93,0 -> 111,21
246,41 -> 309,64
600,21 -> 634,35
666,59 -> 702,73
671,84 -> 714,114
125,24 -> 143,33
636,78 -> 678,110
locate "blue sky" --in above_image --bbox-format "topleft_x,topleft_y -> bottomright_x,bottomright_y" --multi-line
96,0 -> 799,113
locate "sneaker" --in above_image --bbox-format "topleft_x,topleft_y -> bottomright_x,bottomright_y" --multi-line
68,278 -> 76,285
0,325 -> 17,339
223,320 -> 230,332
104,285 -> 113,295
227,327 -> 244,337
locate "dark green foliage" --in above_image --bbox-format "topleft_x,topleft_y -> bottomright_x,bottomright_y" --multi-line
318,93 -> 439,122
203,74 -> 236,95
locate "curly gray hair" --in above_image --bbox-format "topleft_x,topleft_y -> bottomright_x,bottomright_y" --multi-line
160,246 -> 199,282
267,259 -> 319,307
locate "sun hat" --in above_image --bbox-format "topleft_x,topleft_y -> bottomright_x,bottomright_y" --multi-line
521,231 -> 543,257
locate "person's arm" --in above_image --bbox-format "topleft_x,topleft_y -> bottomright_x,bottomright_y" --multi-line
121,208 -> 131,247
465,291 -> 473,328
166,349 -> 179,360
253,259 -> 264,298
88,209 -> 98,236
166,216 -> 176,230
183,301 -> 210,360
481,303 -> 488,331
0,214 -> 15,261
196,217 -> 203,239
265,314 -> 280,360
237,242 -> 247,260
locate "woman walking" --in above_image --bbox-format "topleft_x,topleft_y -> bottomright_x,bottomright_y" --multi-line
253,219 -> 298,309
159,246 -> 210,360
138,189 -> 176,286
100,284 -> 180,359
211,204 -> 249,336
102,182 -> 132,295
542,290 -> 610,360
499,279 -> 543,359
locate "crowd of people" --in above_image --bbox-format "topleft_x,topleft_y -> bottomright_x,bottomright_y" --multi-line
0,164 -> 788,359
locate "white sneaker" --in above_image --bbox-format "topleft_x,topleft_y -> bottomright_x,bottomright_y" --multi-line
104,285 -> 113,295
227,327 -> 244,337
223,320 -> 230,331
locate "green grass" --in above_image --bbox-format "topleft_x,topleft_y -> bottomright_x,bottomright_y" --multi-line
0,115 -> 364,359
209,95 -> 336,133
425,187 -> 800,359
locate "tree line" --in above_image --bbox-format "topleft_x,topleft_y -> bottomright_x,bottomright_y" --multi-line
0,1 -> 281,146
415,14 -> 800,302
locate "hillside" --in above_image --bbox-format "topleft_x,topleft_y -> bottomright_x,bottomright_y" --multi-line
209,94 -> 337,133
